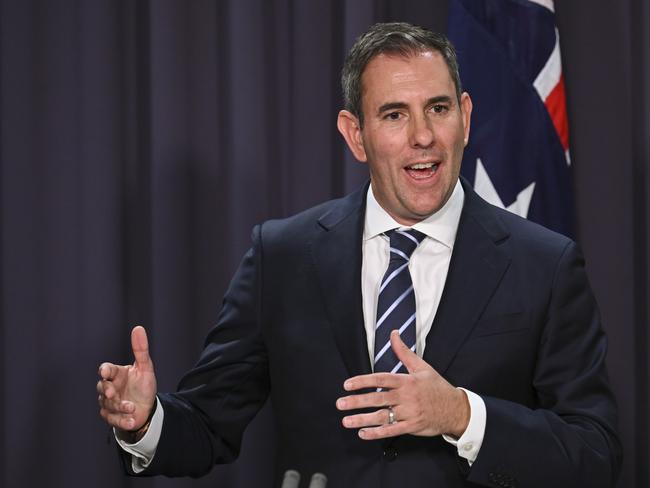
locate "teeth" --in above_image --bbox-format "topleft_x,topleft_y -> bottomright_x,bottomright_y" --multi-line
408,162 -> 435,169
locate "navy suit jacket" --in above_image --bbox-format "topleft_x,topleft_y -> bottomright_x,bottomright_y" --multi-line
138,179 -> 621,487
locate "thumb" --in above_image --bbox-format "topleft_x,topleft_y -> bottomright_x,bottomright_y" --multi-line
390,330 -> 424,374
131,325 -> 154,372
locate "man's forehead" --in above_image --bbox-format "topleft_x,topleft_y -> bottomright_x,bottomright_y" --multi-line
360,50 -> 452,95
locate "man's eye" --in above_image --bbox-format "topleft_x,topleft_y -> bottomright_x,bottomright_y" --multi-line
385,112 -> 401,120
432,104 -> 449,114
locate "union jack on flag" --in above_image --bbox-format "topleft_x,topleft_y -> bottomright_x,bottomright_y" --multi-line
448,0 -> 573,236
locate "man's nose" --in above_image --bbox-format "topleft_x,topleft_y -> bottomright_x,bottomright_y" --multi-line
408,114 -> 435,148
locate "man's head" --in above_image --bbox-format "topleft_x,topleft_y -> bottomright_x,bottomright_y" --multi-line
337,22 -> 472,226
341,22 -> 462,128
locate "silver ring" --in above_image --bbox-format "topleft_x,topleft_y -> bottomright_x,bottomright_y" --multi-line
388,406 -> 396,425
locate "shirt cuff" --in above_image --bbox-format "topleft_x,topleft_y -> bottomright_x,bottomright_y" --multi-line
114,396 -> 164,473
442,388 -> 486,465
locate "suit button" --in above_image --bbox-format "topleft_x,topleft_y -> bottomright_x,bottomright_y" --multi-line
383,446 -> 398,461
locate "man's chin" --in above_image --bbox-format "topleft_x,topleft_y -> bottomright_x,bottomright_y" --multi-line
408,200 -> 447,220
393,207 -> 440,226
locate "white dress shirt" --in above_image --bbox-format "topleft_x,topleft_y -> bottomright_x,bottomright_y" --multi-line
118,179 -> 487,470
362,181 -> 485,464
362,181 -> 463,360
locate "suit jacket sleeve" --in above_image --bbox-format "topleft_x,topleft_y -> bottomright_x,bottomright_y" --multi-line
129,224 -> 270,478
466,240 -> 622,487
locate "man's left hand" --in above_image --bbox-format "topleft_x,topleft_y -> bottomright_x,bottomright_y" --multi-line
336,330 -> 470,440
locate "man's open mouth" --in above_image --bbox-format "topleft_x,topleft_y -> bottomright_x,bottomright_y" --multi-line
405,162 -> 440,179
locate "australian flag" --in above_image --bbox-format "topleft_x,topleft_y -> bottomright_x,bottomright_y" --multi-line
448,0 -> 574,237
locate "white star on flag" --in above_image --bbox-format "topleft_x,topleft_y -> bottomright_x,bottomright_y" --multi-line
473,158 -> 536,219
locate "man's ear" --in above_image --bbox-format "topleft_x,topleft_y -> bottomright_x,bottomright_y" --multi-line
460,92 -> 473,147
337,110 -> 367,162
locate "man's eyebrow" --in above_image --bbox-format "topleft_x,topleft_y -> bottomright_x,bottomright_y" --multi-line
377,96 -> 455,115
426,95 -> 453,106
377,102 -> 408,115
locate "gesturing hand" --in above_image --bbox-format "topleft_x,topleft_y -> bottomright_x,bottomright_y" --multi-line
97,326 -> 157,434
336,330 -> 470,440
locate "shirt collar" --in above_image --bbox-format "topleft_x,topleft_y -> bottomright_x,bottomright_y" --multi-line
363,179 -> 465,249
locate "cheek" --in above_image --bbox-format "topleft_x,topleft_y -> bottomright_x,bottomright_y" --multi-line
449,125 -> 468,151
367,143 -> 399,170
369,128 -> 403,154
377,144 -> 404,174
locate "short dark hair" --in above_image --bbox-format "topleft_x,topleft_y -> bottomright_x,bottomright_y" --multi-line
341,22 -> 462,127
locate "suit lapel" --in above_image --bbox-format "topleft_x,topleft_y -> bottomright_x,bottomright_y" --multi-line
310,180 -> 512,377
312,184 -> 372,378
423,181 -> 512,374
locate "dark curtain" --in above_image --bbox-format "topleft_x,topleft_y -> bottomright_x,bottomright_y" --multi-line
0,1 -> 647,487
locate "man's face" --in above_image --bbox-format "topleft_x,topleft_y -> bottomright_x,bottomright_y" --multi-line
338,51 -> 472,226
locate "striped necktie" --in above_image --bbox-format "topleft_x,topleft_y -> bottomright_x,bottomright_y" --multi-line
374,228 -> 426,374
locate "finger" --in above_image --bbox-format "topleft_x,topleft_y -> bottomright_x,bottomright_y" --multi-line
121,400 -> 136,414
100,409 -> 139,431
390,330 -> 425,373
98,362 -> 119,380
102,381 -> 116,400
342,408 -> 392,429
99,396 -> 136,415
358,420 -> 415,440
336,390 -> 394,411
344,372 -> 404,392
96,380 -> 114,397
131,326 -> 154,372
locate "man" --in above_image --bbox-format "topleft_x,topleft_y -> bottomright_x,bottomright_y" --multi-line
97,22 -> 621,487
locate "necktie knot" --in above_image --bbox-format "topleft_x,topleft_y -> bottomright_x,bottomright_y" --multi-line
386,228 -> 426,262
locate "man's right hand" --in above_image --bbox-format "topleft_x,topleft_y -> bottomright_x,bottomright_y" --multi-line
97,326 -> 158,435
